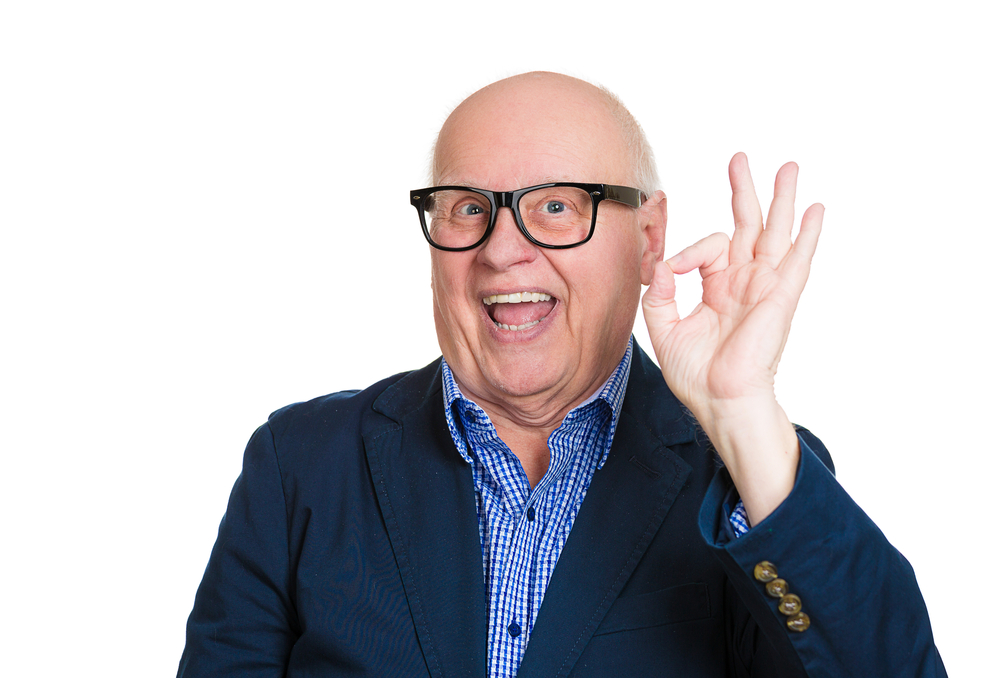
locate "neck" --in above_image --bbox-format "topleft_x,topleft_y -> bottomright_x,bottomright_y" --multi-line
448,341 -> 630,487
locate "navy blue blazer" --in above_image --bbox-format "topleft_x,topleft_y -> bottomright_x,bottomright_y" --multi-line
179,347 -> 945,677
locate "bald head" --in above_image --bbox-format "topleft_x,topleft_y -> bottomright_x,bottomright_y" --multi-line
432,72 -> 659,196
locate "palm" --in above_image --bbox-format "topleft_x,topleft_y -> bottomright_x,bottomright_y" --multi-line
642,154 -> 824,418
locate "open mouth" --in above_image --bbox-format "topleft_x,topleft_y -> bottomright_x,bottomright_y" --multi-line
482,291 -> 557,331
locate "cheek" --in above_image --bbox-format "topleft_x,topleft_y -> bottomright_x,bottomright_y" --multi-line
430,254 -> 460,296
593,228 -> 645,288
430,255 -> 475,319
614,230 -> 647,290
578,230 -> 644,324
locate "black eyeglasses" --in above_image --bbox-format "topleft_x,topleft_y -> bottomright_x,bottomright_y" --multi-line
409,183 -> 646,251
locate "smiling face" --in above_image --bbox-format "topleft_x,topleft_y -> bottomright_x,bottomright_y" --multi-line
430,73 -> 664,421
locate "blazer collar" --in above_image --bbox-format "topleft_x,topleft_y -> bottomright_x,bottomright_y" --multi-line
363,359 -> 487,678
363,345 -> 696,678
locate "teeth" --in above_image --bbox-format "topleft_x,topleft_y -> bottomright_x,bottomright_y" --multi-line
494,320 -> 541,331
482,292 -> 551,305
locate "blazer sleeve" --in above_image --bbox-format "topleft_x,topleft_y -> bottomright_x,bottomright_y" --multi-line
177,423 -> 297,677
699,431 -> 947,677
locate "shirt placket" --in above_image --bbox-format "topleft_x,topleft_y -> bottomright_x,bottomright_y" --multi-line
463,420 -> 528,677
495,462 -> 544,673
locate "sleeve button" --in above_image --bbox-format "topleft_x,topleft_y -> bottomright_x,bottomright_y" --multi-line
765,578 -> 788,598
778,593 -> 802,615
753,561 -> 778,582
786,612 -> 811,632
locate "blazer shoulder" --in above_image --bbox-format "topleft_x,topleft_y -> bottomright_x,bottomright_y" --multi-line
261,357 -> 444,450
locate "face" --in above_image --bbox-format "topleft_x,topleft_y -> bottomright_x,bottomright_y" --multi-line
430,74 -> 665,419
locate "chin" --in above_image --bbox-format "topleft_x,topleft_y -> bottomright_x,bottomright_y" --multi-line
483,356 -> 559,398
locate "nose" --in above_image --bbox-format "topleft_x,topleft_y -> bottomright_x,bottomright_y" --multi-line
477,207 -> 537,270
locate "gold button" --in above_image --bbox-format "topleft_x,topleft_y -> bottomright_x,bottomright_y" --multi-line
786,612 -> 811,632
765,578 -> 788,598
753,561 -> 778,582
778,593 -> 802,616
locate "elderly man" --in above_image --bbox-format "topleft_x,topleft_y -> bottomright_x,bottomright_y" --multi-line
179,73 -> 945,677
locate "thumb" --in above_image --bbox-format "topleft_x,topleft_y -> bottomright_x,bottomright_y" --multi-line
641,260 -> 681,358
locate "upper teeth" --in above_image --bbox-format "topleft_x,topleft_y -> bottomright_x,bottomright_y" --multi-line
482,292 -> 551,305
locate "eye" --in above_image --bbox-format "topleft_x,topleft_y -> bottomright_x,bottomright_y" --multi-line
457,203 -> 486,216
541,201 -> 566,214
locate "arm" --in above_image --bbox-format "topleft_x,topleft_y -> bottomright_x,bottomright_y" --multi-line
642,154 -> 946,675
177,423 -> 297,677
703,430 -> 946,677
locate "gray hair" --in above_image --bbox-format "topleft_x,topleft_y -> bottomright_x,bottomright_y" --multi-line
597,85 -> 660,198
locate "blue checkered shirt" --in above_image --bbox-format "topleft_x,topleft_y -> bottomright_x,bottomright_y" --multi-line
441,340 -> 748,677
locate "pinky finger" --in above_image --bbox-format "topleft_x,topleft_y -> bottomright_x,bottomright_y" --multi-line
781,203 -> 824,283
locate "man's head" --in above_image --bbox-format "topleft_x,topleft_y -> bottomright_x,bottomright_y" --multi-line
428,72 -> 667,419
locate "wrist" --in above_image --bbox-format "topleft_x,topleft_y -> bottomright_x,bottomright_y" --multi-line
694,396 -> 800,526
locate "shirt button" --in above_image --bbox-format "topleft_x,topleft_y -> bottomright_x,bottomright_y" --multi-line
526,507 -> 535,522
754,561 -> 778,582
508,622 -> 521,638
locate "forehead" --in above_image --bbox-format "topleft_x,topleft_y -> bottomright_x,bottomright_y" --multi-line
434,77 -> 630,190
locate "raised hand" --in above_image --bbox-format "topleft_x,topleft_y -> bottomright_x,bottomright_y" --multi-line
641,152 -> 824,525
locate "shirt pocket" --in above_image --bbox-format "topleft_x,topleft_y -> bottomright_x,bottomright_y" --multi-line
593,582 -> 711,636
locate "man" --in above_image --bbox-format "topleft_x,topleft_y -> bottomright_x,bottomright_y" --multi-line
179,72 -> 945,676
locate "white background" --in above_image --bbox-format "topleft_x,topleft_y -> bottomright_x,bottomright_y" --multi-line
2,1 -> 995,675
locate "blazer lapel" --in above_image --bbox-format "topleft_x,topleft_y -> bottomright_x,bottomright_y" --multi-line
363,360 -> 487,678
517,347 -> 696,678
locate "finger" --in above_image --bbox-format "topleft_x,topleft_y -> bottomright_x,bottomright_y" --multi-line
666,232 -> 731,278
641,260 -> 682,364
757,162 -> 799,266
780,203 -> 824,288
729,152 -> 763,267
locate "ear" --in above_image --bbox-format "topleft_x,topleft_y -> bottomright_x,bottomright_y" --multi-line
638,190 -> 667,285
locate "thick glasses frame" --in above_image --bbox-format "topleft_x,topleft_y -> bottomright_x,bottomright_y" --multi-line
409,182 -> 646,251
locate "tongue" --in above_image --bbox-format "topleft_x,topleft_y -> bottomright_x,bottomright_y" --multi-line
491,299 -> 555,326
